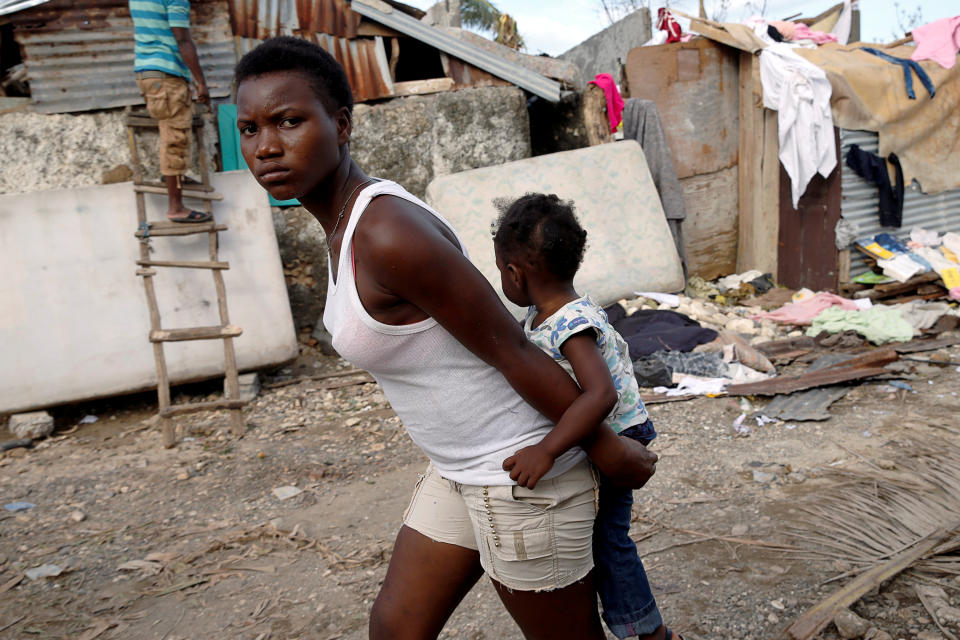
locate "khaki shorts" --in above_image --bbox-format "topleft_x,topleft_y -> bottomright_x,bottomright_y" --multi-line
136,72 -> 192,176
402,459 -> 599,592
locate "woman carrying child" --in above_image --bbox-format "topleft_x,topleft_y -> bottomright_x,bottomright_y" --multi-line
234,37 -> 658,639
494,194 -> 680,640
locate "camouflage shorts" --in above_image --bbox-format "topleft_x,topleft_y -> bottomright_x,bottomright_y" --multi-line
136,73 -> 192,176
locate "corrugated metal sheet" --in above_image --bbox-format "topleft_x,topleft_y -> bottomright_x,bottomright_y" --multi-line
11,0 -> 235,113
227,0 -> 359,39
840,129 -> 960,276
350,0 -> 562,102
0,0 -> 49,17
235,32 -> 393,102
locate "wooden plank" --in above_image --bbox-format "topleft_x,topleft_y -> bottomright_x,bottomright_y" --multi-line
851,271 -> 942,299
356,21 -> 403,38
737,52 -> 761,273
680,166 -> 738,279
159,399 -> 246,418
624,38 -> 739,178
727,349 -> 898,396
777,129 -> 841,291
582,83 -> 612,147
727,365 -> 889,396
891,335 -> 960,354
135,223 -> 227,238
149,325 -> 243,343
786,524 -> 960,640
137,260 -> 229,270
392,77 -> 454,97
133,184 -> 223,201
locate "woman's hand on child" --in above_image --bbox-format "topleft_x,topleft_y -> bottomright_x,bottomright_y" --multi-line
503,443 -> 556,489
584,427 -> 658,489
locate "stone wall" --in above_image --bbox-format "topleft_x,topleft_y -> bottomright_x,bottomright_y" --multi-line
558,9 -> 652,87
1,85 -> 531,337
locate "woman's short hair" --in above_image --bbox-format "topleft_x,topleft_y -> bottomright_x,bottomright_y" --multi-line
235,35 -> 354,114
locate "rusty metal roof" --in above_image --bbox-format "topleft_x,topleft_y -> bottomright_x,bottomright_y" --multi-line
227,0 -> 359,39
350,0 -> 562,102
235,32 -> 394,102
10,0 -> 235,113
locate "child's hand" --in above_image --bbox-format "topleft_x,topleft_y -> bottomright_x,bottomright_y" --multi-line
503,443 -> 556,489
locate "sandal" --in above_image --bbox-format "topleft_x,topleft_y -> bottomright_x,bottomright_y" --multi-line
169,210 -> 212,223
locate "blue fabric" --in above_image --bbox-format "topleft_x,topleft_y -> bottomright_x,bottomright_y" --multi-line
860,48 -> 936,100
217,104 -> 299,206
593,421 -> 663,639
129,0 -> 191,79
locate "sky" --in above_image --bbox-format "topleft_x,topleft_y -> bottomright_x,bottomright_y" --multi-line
402,0 -> 958,56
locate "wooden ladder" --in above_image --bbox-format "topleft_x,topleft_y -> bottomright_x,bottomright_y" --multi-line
125,106 -> 246,447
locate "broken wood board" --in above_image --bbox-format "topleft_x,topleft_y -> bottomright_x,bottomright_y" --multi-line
786,524 -> 960,640
680,166 -> 738,280
726,348 -> 898,396
890,335 -> 960,354
392,77 -> 454,97
755,336 -> 816,363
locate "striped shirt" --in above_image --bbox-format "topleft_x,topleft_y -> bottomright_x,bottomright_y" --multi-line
130,0 -> 192,79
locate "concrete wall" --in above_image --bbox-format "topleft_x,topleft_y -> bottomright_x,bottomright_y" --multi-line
0,85 -> 532,338
559,9 -> 652,87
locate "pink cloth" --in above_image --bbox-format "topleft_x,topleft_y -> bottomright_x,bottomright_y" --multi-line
769,20 -> 838,44
589,73 -> 624,134
950,287 -> 960,301
752,292 -> 860,325
792,23 -> 838,44
910,16 -> 960,70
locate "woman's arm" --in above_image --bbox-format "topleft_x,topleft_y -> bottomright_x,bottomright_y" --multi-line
353,198 -> 657,487
503,332 -> 617,488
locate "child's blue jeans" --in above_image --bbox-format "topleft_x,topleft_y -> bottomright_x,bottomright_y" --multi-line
593,420 -> 663,639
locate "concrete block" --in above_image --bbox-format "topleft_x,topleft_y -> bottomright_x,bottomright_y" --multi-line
9,411 -> 54,439
231,373 -> 261,403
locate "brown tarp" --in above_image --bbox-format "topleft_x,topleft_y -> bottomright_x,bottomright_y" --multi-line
796,43 -> 960,194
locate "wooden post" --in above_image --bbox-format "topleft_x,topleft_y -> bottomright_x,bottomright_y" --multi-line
737,52 -> 779,276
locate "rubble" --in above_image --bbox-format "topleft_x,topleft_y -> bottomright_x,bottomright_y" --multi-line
8,411 -> 54,439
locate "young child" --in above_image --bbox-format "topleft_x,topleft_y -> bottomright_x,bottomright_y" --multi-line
494,193 -> 679,640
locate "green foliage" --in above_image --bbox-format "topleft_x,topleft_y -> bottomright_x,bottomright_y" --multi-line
460,0 -> 503,35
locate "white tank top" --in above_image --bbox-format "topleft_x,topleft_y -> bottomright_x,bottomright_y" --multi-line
322,180 -> 584,485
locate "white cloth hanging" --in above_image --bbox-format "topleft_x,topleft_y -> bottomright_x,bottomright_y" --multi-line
759,43 -> 837,209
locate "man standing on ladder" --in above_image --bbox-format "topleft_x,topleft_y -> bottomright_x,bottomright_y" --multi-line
130,0 -> 211,223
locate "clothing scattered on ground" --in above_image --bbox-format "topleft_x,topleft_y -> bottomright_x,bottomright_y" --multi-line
752,292 -> 860,325
605,305 -> 718,358
806,305 -> 915,344
643,350 -> 730,380
759,43 -> 836,208
845,144 -> 904,227
524,296 -> 648,432
130,0 -> 192,80
910,16 -> 960,70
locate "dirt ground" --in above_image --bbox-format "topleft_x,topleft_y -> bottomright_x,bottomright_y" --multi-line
2,342 -> 959,640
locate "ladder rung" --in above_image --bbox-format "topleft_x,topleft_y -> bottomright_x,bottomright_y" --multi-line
137,260 -> 229,270
159,399 -> 245,418
138,180 -> 215,193
136,268 -> 157,277
134,184 -> 223,200
135,222 -> 228,238
150,325 -> 243,343
127,113 -> 204,128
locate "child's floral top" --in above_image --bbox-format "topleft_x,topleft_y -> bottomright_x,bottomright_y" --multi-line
523,296 -> 648,433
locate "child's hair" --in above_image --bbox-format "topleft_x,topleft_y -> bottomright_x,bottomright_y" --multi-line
492,193 -> 587,281
235,36 -> 354,115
